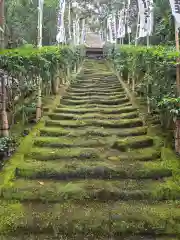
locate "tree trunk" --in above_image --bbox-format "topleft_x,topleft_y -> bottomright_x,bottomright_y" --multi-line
67,67 -> 70,82
174,119 -> 180,155
73,62 -> 77,73
1,75 -> 9,137
0,0 -> 5,49
52,75 -> 59,95
132,77 -> 135,92
36,76 -> 42,122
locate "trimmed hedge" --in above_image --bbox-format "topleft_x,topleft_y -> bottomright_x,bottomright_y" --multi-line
0,45 -> 85,158
1,45 -> 85,119
104,44 -> 180,127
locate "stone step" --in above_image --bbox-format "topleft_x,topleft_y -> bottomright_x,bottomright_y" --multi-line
39,126 -> 148,138
48,111 -> 139,121
67,88 -> 124,94
62,93 -> 127,100
69,84 -> 122,89
58,102 -> 133,109
60,97 -> 129,106
113,135 -> 154,151
71,83 -> 120,88
66,90 -> 123,97
0,235 -> 177,240
26,143 -> 160,162
45,118 -> 143,129
34,136 -> 114,148
25,147 -> 101,161
0,201 -> 179,236
107,147 -> 161,161
17,159 -> 172,180
54,105 -> 136,114
2,178 -> 177,202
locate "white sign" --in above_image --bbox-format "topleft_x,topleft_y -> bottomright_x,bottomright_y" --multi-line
56,0 -> 66,43
117,9 -> 126,38
107,16 -> 113,43
37,0 -> 44,47
169,0 -> 180,30
137,0 -> 154,38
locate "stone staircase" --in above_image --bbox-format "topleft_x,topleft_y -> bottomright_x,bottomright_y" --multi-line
86,47 -> 103,59
0,59 -> 180,239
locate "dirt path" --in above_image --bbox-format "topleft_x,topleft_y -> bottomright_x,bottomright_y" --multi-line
0,59 -> 180,239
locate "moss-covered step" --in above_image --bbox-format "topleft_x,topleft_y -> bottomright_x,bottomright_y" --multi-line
1,201 -> 180,236
39,126 -> 147,138
76,76 -> 118,81
45,118 -> 143,129
66,91 -> 125,97
69,84 -> 123,89
0,201 -> 24,234
108,147 -> 160,161
48,111 -> 139,121
62,93 -> 127,100
0,235 -> 65,240
3,178 -> 180,202
74,79 -> 120,83
70,83 -> 120,89
67,88 -> 124,94
16,159 -> 172,180
54,105 -> 136,114
79,73 -> 113,77
71,84 -> 122,90
1,234 -> 132,240
122,237 -> 178,240
60,98 -> 129,106
113,136 -> 154,151
59,102 -> 132,109
25,147 -> 101,161
33,136 -> 115,148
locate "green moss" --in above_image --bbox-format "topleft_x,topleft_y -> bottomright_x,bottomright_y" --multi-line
45,118 -> 143,128
0,93 -> 67,188
60,102 -> 132,109
39,126 -> 147,138
66,90 -> 122,97
0,234 -> 178,240
61,97 -> 129,106
123,237 -> 178,240
48,111 -> 139,121
0,201 -> 24,234
108,147 -> 160,161
54,105 -> 137,114
71,82 -> 120,88
69,85 -> 124,90
1,59 -> 180,238
67,87 -> 124,94
0,235 -> 71,240
25,147 -> 101,160
0,121 -> 44,187
34,136 -> 114,148
67,91 -> 124,96
113,135 -> 154,151
16,159 -> 172,180
3,178 -> 180,202
1,201 -> 180,235
40,127 -> 74,136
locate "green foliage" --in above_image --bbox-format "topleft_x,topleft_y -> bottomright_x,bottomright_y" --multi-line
0,137 -> 16,153
105,44 -> 178,110
2,44 -> 84,128
158,97 -> 180,119
5,0 -> 59,47
0,45 -> 81,78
